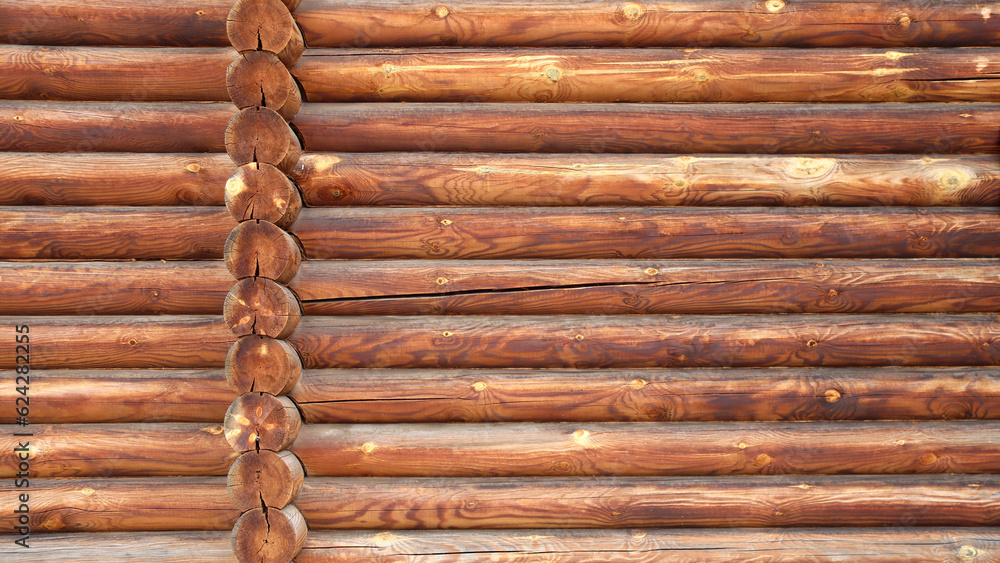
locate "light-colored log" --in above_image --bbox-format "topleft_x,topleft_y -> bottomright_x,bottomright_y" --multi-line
226,163 -> 302,227
232,505 -> 308,563
224,392 -> 302,452
225,219 -> 302,282
224,277 -> 301,338
227,336 -> 302,395
0,531 -> 236,562
225,106 -> 302,171
228,450 -> 304,510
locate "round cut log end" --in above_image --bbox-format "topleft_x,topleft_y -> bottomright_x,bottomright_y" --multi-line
231,505 -> 307,563
225,219 -> 302,283
225,106 -> 299,169
225,163 -> 302,227
227,51 -> 301,119
224,392 -> 303,452
227,0 -> 296,54
224,277 -> 302,338
227,335 -> 303,395
228,450 -> 305,510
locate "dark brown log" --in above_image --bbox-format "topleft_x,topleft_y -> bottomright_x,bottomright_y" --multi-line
225,219 -> 302,282
228,450 -> 304,510
225,278 -> 302,338
293,103 -> 1000,154
0,424 -> 235,478
227,51 -> 301,120
291,153 -> 1000,208
288,314 -> 1000,370
0,153 -> 232,206
0,101 -> 235,153
0,46 -> 232,102
290,367 -> 1000,424
290,421 -> 1000,477
294,0 -> 1000,48
298,529 -> 1000,562
0,316 -> 232,369
282,0 -> 301,10
232,505 -> 308,563
226,163 -> 302,227
227,0 -> 297,54
226,106 -> 302,171
227,336 -> 302,395
0,369 -> 230,424
293,48 -> 1000,103
0,532 -> 236,562
9,477 -> 237,532
293,259 -> 1000,316
296,475 -> 1000,529
0,207 -> 234,260
0,0 -> 231,47
290,208 -> 1000,260
225,392 -> 302,452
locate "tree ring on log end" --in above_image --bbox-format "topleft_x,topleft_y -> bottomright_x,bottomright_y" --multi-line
225,106 -> 302,171
225,219 -> 302,282
228,450 -> 304,510
224,392 -> 302,452
225,163 -> 302,227
224,277 -> 301,338
227,0 -> 295,54
227,51 -> 301,120
227,335 -> 302,395
231,505 -> 307,563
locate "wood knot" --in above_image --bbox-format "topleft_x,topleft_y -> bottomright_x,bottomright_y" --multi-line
766,0 -> 785,12
436,277 -> 449,285
473,381 -> 487,391
737,442 -> 748,449
441,331 -> 453,337
81,487 -> 94,496
619,2 -> 646,20
433,5 -> 449,18
575,334 -> 585,341
186,163 -> 201,173
754,453 -> 772,466
960,546 -> 979,559
896,13 -> 911,27
824,389 -> 841,403
630,378 -> 647,390
360,442 -> 376,454
826,289 -> 839,299
644,267 -> 659,276
440,219 -> 452,226
919,453 -> 938,465
373,532 -> 401,547
805,339 -> 818,348
544,68 -> 562,82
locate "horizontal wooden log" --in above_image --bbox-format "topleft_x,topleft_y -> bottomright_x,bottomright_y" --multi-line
293,259 -> 1000,316
3,477 -> 237,532
0,369 -> 230,424
298,528 -> 1000,562
288,315 -> 1000,369
0,101 -> 235,152
290,208 -> 1000,260
294,103 -> 1000,154
291,153 -> 1000,207
0,46 -> 232,102
0,424 -> 235,478
0,208 -> 234,260
0,316 -> 233,369
290,367 -> 1000,424
0,261 -> 231,315
0,0 -> 231,47
290,421 -> 1000,477
295,475 -> 1000,529
293,48 -> 1000,103
0,531 -> 236,562
294,0 -> 1000,48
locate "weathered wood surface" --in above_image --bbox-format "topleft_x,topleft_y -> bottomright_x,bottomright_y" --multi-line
0,369 -> 230,424
291,153 -> 1000,208
0,46 -> 232,102
0,101 -> 235,152
0,153 -> 231,206
295,475 -> 1000,529
290,367 -> 1000,424
294,103 -> 1000,154
5,477 -> 237,532
0,262 -> 231,315
0,0 -> 232,47
290,208 -> 1000,260
0,208 -> 234,260
290,421 -> 1000,477
288,315 -> 1000,369
293,48 -> 1000,103
292,259 -> 1000,316
294,0 -> 1000,48
0,532 -> 236,562
232,505 -> 308,563
228,450 -> 304,510
0,316 -> 232,369
0,424 -> 235,478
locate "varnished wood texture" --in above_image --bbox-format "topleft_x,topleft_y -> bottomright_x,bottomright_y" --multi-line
293,48 -> 1000,103
0,532 -> 236,562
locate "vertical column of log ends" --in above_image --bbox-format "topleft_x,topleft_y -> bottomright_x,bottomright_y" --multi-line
222,1 -> 307,561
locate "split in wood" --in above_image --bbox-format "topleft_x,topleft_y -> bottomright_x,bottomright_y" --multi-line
224,392 -> 302,452
225,106 -> 301,172
225,163 -> 302,228
232,505 -> 307,563
226,335 -> 302,395
225,219 -> 302,282
227,51 -> 301,120
228,450 -> 305,510
224,277 -> 301,338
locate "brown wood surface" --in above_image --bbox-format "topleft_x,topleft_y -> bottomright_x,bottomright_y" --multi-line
293,259 -> 1000,316
294,103 -> 1000,154
227,50 -> 301,120
227,336 -> 301,395
232,505 -> 308,563
0,316 -> 233,369
0,369 -> 230,424
0,152 -> 232,206
0,424 -> 235,478
225,106 -> 302,171
291,153 -> 1000,208
0,101 -> 235,152
295,475 -> 1000,529
298,528 -> 1000,562
224,277 -> 302,338
0,207 -> 234,260
225,163 -> 303,227
0,46 -> 232,102
0,532 -> 236,562
293,48 -> 1000,103
227,0 -> 298,54
228,450 -> 304,510
288,314 -> 1000,369
224,392 -> 302,452
225,219 -> 302,282
290,208 -> 1000,260
0,0 -> 232,47
294,0 -> 1000,48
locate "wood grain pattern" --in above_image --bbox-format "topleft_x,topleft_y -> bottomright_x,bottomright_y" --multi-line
228,450 -> 304,510
294,0 -> 1000,48
232,505 -> 308,563
224,278 -> 302,338
0,207 -> 234,260
227,336 -> 301,395
0,101 -> 235,153
294,103 -> 1000,154
224,392 -> 302,452
0,369 -> 230,424
290,208 -> 1000,260
0,532 -> 236,562
0,46 -> 232,102
225,162 -> 302,226
288,315 -> 1000,369
225,219 -> 302,282
295,475 -> 1000,529
0,316 -> 233,369
0,424 -> 236,478
291,153 -> 1000,207
293,48 -> 1000,103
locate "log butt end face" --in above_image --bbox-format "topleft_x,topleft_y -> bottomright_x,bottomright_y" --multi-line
225,163 -> 302,228
228,450 -> 305,510
227,0 -> 296,54
225,219 -> 302,283
227,51 -> 302,120
226,335 -> 303,395
224,392 -> 303,452
232,504 -> 307,563
224,277 -> 302,338
225,107 -> 302,172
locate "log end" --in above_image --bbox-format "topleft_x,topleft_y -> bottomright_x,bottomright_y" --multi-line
228,450 -> 305,510
224,277 -> 301,338
225,219 -> 302,283
226,335 -> 303,395
225,163 -> 303,228
224,392 -> 302,452
231,505 -> 307,563
227,0 -> 296,54
225,107 -> 301,171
